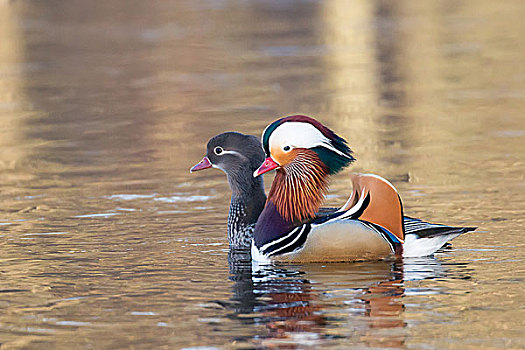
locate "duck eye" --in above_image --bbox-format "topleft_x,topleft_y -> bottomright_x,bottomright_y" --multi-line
283,146 -> 291,152
214,146 -> 224,155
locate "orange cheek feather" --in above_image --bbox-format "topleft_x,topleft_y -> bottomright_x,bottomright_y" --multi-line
270,146 -> 296,166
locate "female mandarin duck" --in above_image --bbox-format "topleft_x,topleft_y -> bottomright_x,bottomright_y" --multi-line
251,115 -> 475,263
190,132 -> 267,250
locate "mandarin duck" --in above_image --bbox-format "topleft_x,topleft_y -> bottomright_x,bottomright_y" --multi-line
190,132 -> 267,250
252,115 -> 476,263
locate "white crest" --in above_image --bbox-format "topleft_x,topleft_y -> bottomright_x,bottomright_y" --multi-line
268,122 -> 351,158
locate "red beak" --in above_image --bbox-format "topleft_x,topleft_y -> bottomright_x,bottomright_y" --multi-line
253,157 -> 279,177
190,156 -> 212,172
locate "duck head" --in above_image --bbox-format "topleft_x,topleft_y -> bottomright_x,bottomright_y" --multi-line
191,132 -> 266,198
254,115 -> 355,222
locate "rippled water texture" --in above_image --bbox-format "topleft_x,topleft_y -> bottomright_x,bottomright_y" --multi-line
1,1 -> 524,349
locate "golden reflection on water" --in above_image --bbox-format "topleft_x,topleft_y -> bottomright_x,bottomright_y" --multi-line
0,0 -> 524,349
0,2 -> 29,179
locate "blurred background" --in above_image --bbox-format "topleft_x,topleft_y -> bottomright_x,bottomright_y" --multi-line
0,0 -> 524,349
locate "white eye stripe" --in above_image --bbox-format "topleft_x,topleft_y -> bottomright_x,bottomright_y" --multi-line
269,122 -> 351,159
213,146 -> 243,157
220,150 -> 243,156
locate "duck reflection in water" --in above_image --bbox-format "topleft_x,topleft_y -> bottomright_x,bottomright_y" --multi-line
222,253 -> 452,348
225,251 -> 327,347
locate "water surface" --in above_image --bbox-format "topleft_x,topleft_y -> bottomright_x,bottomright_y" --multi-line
0,0 -> 524,348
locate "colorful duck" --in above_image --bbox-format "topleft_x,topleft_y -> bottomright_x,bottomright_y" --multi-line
252,115 -> 475,262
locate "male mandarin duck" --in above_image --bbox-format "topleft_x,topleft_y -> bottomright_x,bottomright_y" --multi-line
251,115 -> 475,263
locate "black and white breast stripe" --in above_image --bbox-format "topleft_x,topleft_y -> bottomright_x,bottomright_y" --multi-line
257,191 -> 375,257
259,224 -> 312,256
258,190 -> 376,257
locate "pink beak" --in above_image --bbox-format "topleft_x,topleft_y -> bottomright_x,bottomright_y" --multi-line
253,157 -> 279,177
190,156 -> 212,172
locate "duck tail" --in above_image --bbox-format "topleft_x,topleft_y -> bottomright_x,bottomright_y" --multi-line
402,216 -> 476,257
